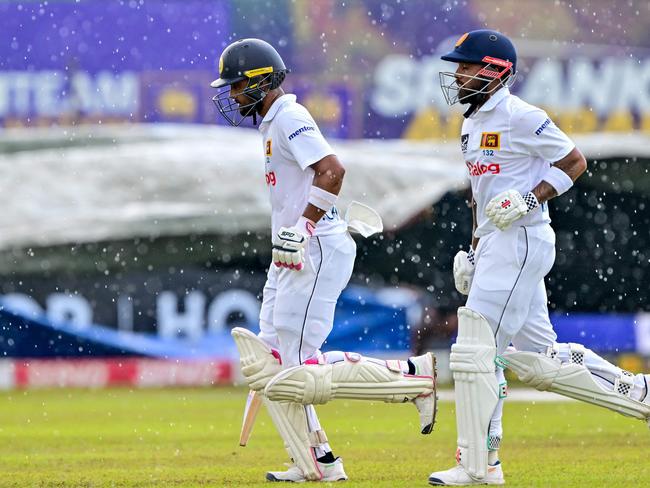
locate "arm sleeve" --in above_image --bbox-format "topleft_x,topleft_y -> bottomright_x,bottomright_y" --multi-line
509,108 -> 575,164
277,109 -> 334,170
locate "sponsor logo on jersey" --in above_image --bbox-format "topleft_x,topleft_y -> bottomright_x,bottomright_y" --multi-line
265,139 -> 272,156
480,132 -> 500,150
535,118 -> 552,135
460,134 -> 469,153
466,160 -> 500,176
288,125 -> 315,141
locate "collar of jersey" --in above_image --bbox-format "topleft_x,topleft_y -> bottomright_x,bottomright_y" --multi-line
259,94 -> 297,127
474,87 -> 510,116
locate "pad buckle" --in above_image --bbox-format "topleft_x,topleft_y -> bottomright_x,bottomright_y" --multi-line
308,429 -> 329,446
568,343 -> 585,365
495,355 -> 508,369
385,359 -> 402,373
615,370 -> 635,397
498,382 -> 508,399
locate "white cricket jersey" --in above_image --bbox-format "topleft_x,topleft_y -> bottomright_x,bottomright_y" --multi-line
461,87 -> 575,238
258,94 -> 347,238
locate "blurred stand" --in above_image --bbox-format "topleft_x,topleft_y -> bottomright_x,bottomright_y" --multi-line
411,306 -> 458,354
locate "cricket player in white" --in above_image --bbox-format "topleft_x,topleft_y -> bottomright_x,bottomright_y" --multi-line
428,30 -> 650,486
212,38 -> 437,483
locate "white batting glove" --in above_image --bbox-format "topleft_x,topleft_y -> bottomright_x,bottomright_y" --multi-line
485,189 -> 539,231
272,217 -> 315,271
453,248 -> 475,295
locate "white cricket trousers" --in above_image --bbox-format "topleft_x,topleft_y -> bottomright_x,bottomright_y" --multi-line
467,224 -> 558,355
258,231 -> 356,367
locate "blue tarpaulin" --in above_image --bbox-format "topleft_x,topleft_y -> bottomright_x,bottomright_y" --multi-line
0,287 -> 644,358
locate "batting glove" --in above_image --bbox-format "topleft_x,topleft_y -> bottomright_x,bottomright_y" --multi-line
485,189 -> 539,231
453,247 -> 475,295
272,216 -> 315,271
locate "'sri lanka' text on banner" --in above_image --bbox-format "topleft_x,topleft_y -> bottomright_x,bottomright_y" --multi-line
2,54 -> 650,138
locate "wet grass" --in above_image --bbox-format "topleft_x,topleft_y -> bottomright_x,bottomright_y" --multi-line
0,387 -> 648,487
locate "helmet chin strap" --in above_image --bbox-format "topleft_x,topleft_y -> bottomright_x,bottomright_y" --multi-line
462,80 -> 492,118
247,89 -> 266,126
463,93 -> 489,118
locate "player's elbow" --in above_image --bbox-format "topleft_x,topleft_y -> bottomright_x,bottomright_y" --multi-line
562,148 -> 587,182
337,164 -> 346,180
329,164 -> 345,191
574,151 -> 588,179
323,156 -> 346,183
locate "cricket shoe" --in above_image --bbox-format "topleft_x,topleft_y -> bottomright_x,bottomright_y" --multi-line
266,457 -> 348,482
410,352 -> 438,434
428,462 -> 504,486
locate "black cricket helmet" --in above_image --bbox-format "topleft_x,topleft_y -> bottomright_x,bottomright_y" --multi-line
211,38 -> 288,126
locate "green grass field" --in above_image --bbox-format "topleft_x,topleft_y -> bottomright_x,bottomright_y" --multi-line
0,387 -> 648,487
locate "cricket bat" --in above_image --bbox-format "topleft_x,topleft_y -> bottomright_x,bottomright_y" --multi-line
239,389 -> 263,447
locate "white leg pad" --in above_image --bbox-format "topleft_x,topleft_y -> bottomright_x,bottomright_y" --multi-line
501,348 -> 650,421
450,307 -> 499,481
264,353 -> 434,404
231,327 -> 282,391
263,398 -> 323,481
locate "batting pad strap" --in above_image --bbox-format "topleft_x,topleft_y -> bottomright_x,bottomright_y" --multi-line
542,165 -> 573,196
487,435 -> 501,451
308,185 -> 338,212
385,360 -> 402,373
615,370 -> 635,398
308,429 -> 329,446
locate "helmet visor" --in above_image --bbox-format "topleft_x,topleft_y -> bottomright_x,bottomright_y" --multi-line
210,75 -> 245,89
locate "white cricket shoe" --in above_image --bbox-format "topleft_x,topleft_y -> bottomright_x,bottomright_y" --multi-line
410,352 -> 438,434
428,462 -> 504,486
266,457 -> 348,482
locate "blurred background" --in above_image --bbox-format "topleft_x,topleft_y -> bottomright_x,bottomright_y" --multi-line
0,0 -> 648,388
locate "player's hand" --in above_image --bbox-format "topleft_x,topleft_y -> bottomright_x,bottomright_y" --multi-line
485,189 -> 539,231
453,248 -> 475,295
272,217 -> 315,271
